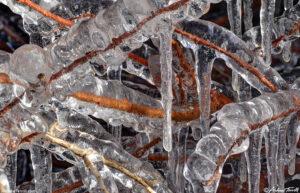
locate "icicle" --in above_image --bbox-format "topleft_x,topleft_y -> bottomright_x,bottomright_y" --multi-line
277,116 -> 291,190
243,0 -> 253,32
0,169 -> 10,192
284,0 -> 293,10
227,0 -> 242,36
30,145 -> 52,193
228,0 -> 251,102
264,121 -> 280,190
175,127 -> 189,193
159,18 -> 174,152
232,160 -> 243,192
194,46 -> 216,137
110,125 -> 122,143
282,41 -> 292,63
287,117 -> 300,175
167,137 -> 177,190
4,153 -> 17,191
260,0 -> 276,66
239,153 -> 247,183
245,128 -> 263,193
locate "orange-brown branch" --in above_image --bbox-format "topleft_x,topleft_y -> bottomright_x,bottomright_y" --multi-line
206,104 -> 300,186
52,180 -> 84,193
48,0 -> 191,84
174,28 -> 279,92
172,39 -> 196,87
128,53 -> 149,67
70,13 -> 96,21
132,137 -> 162,158
0,73 -> 13,84
148,155 -> 168,161
68,90 -> 232,122
254,20 -> 300,51
16,0 -> 74,27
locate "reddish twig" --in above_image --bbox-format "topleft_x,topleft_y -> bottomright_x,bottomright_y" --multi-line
172,39 -> 196,88
127,53 -> 149,67
16,0 -> 74,27
254,20 -> 300,52
68,90 -> 232,122
52,180 -> 83,193
206,104 -> 300,186
148,155 -> 169,161
174,28 -> 279,92
48,0 -> 191,84
69,13 -> 96,21
132,137 -> 162,158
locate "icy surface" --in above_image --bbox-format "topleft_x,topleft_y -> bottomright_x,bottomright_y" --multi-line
0,0 -> 299,192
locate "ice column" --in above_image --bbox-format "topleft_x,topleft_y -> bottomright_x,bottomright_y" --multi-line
243,0 -> 253,32
277,116 -> 291,189
284,0 -> 293,10
175,128 -> 189,193
30,145 -> 53,193
194,46 -> 216,137
228,0 -> 251,101
159,18 -> 174,152
245,129 -> 263,193
227,0 -> 242,36
0,169 -> 10,192
287,117 -> 300,175
260,0 -> 276,66
264,121 -> 280,190
4,153 -> 17,191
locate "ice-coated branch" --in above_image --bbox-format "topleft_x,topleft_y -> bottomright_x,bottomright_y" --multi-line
184,88 -> 300,193
42,111 -> 172,193
175,20 -> 287,93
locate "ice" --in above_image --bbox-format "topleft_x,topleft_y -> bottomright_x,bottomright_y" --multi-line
4,153 -> 17,190
227,0 -> 242,37
194,46 -> 215,137
159,18 -> 174,152
277,116 -> 292,189
188,0 -> 210,18
245,129 -> 263,193
110,125 -> 122,143
177,19 -> 289,93
47,110 -> 172,192
184,89 -> 300,192
0,169 -> 10,192
287,116 -> 300,175
174,128 -> 189,193
239,153 -> 247,183
282,41 -> 292,62
30,145 -> 52,193
52,166 -> 87,192
264,121 -> 280,190
244,2 -> 300,57
243,0 -> 253,32
284,0 -> 293,10
260,0 -> 275,66
0,0 -> 300,192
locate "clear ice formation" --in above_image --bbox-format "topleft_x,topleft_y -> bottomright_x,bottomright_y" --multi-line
184,89 -> 300,192
260,0 -> 276,66
0,0 -> 299,192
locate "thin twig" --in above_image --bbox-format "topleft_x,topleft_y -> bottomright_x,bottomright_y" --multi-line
44,133 -> 155,193
132,137 -> 162,158
52,180 -> 83,193
174,28 -> 279,92
206,104 -> 300,186
68,91 -> 232,122
16,0 -> 74,27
